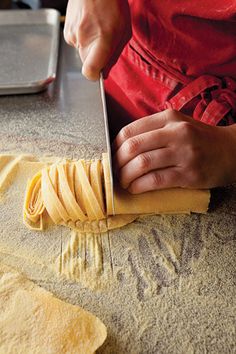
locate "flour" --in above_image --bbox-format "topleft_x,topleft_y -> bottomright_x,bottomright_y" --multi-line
0,154 -> 235,353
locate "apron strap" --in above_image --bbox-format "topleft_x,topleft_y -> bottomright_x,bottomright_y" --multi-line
166,75 -> 236,125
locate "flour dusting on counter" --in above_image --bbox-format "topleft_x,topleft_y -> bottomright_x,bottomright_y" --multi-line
0,153 -> 235,353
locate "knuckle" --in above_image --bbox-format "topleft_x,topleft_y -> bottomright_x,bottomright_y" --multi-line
78,15 -> 90,33
137,153 -> 151,171
120,125 -> 133,141
164,108 -> 178,122
77,32 -> 87,48
150,172 -> 164,188
178,121 -> 195,139
125,137 -> 140,155
128,183 -> 137,194
77,18 -> 114,47
77,18 -> 94,47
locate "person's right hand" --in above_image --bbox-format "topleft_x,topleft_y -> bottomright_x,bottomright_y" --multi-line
64,0 -> 131,81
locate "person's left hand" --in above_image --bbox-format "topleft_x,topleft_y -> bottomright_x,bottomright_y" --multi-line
113,109 -> 236,193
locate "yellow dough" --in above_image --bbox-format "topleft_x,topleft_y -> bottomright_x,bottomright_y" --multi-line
23,153 -> 210,232
0,263 -> 107,354
102,153 -> 210,215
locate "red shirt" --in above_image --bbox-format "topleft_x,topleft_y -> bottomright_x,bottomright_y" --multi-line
105,0 -> 236,136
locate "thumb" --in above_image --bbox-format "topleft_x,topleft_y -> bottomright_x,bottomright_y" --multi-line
80,38 -> 113,81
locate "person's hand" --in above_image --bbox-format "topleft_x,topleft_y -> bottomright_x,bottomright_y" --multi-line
113,109 -> 236,193
64,0 -> 131,80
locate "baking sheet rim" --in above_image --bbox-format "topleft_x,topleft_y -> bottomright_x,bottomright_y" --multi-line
0,9 -> 60,95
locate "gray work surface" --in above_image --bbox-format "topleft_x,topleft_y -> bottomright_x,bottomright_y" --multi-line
0,34 -> 107,159
0,35 -> 235,353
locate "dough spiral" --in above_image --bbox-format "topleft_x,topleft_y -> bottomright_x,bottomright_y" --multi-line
24,154 -> 111,231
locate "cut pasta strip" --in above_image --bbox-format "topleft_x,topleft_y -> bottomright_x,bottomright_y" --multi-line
41,167 -> 70,224
23,171 -> 45,230
75,160 -> 105,220
90,159 -> 105,214
80,160 -> 95,220
67,163 -> 75,197
74,162 -> 86,214
49,164 -> 57,192
24,171 -> 45,223
57,164 -> 87,222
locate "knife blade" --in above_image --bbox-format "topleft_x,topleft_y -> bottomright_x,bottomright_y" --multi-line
99,72 -> 115,215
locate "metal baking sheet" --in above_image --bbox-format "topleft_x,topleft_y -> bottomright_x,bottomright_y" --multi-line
0,9 -> 60,95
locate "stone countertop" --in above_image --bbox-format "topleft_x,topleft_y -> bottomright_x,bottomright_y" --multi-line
0,32 -> 235,354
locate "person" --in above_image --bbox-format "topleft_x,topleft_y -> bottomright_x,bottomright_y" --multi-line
64,0 -> 236,194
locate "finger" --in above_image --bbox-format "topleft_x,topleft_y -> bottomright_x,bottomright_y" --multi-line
118,148 -> 175,189
114,129 -> 172,170
113,111 -> 171,152
80,37 -> 114,81
64,26 -> 77,47
127,167 -> 183,194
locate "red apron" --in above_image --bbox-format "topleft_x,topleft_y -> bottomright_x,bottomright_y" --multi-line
105,0 -> 236,137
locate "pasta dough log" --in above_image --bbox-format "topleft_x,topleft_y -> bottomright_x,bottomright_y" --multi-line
23,153 -> 210,233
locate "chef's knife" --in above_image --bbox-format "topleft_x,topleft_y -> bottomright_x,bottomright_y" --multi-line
99,73 -> 115,215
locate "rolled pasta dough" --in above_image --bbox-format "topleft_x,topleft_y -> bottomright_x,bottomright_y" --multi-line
23,153 -> 210,233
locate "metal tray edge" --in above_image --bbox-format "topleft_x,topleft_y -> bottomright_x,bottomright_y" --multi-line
0,9 -> 60,95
